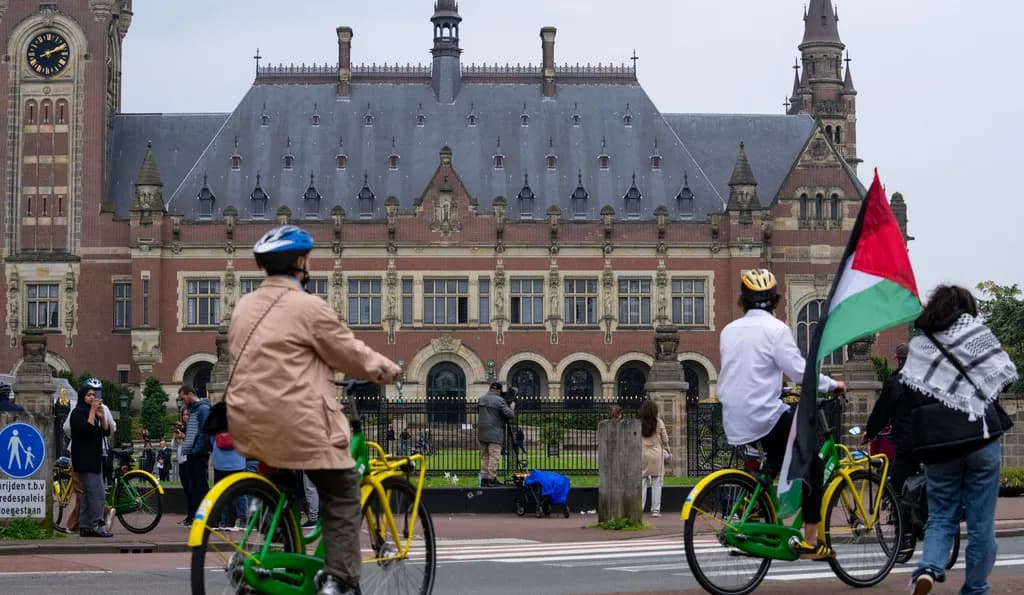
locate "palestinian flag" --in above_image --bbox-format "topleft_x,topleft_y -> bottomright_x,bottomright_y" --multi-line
777,169 -> 922,518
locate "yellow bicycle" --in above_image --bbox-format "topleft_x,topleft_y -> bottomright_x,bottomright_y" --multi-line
189,381 -> 435,595
681,398 -> 902,595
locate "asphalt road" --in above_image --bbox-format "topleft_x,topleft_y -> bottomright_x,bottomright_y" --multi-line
3,535 -> 1024,594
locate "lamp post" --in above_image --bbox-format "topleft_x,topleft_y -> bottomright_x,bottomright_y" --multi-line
119,391 -> 131,447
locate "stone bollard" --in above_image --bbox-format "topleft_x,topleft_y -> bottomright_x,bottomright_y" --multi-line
598,418 -> 642,524
2,330 -> 57,530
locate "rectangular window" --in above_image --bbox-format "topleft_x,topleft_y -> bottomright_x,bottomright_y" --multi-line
671,278 -> 707,326
26,283 -> 59,329
185,279 -> 221,327
617,278 -> 652,325
347,279 -> 382,325
563,278 -> 597,326
401,278 -> 413,324
307,278 -> 329,301
423,278 -> 468,325
240,278 -> 262,295
113,282 -> 132,330
511,278 -> 545,325
142,278 -> 150,326
479,278 -> 490,325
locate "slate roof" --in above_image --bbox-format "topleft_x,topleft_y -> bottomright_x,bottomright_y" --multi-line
144,81 -> 735,223
662,113 -> 816,207
107,113 -> 229,218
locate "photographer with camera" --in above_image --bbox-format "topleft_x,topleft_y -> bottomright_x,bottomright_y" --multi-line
478,381 -> 515,487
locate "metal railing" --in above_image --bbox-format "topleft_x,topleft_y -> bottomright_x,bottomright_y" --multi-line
356,395 -> 643,478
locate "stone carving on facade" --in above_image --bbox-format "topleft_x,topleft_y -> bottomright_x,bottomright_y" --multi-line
493,260 -> 506,344
222,262 -> 236,320
7,269 -> 19,347
654,325 -> 680,361
493,197 -> 506,254
331,260 -> 345,319
761,216 -> 774,265
430,181 -> 461,236
431,335 -> 461,354
19,329 -> 51,380
385,258 -> 398,344
602,260 -> 614,344
546,258 -> 560,344
63,270 -> 76,346
848,334 -> 876,361
655,259 -> 669,325
89,0 -> 115,20
131,329 -> 162,373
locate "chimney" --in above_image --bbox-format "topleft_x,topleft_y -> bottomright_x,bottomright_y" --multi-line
541,26 -> 557,98
337,26 -> 353,98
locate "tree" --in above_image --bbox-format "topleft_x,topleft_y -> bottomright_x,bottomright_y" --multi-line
977,281 -> 1024,392
140,377 -> 170,440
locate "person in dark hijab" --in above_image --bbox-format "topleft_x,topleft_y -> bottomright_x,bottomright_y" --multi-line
68,378 -> 113,537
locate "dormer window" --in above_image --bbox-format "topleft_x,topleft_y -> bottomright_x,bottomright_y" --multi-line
303,171 -> 322,219
336,154 -> 347,170
467,114 -> 477,127
250,172 -> 269,219
624,173 -> 641,219
197,173 -> 215,220
546,155 -> 557,170
311,114 -> 320,126
364,103 -> 374,127
517,172 -> 535,220
231,154 -> 241,171
389,155 -> 399,170
571,103 -> 581,127
521,104 -> 529,127
676,173 -> 694,219
357,173 -> 375,219
599,154 -> 609,170
283,154 -> 294,170
261,114 -> 269,127
494,154 -> 504,170
623,103 -> 633,127
416,113 -> 425,127
651,155 -> 661,170
571,172 -> 589,220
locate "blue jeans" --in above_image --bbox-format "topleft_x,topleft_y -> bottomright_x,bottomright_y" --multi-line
913,439 -> 1001,594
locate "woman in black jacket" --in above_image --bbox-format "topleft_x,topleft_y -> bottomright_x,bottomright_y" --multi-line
904,286 -> 1018,595
69,379 -> 113,538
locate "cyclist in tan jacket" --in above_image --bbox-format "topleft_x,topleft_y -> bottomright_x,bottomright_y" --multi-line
227,225 -> 400,595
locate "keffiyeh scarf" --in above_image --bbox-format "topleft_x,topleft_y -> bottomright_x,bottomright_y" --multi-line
901,314 -> 1018,425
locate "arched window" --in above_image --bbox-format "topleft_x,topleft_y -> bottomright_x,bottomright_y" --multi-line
521,113 -> 529,127
56,100 -> 67,125
467,113 -> 477,127
830,193 -> 841,222
416,113 -> 425,127
650,155 -> 661,170
493,154 -> 504,170
616,364 -> 648,409
799,193 -> 809,220
336,154 -> 347,170
825,125 -> 832,139
546,155 -> 557,170
283,154 -> 294,170
623,113 -> 632,127
509,362 -> 546,412
815,193 -> 825,221
41,99 -> 52,124
311,114 -> 320,126
563,364 -> 595,410
261,114 -> 270,127
797,299 -> 846,366
835,126 -> 842,144
25,100 -> 37,124
599,155 -> 609,170
572,113 -> 581,127
426,362 -> 466,424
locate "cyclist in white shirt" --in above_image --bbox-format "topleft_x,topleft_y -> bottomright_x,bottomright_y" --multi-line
718,269 -> 845,560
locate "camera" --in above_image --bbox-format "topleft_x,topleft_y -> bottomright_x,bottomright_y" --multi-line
500,385 -> 518,403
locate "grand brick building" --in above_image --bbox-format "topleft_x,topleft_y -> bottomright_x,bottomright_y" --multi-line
0,0 -> 909,404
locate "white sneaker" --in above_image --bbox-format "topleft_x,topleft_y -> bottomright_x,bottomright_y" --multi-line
651,511 -> 661,518
910,572 -> 934,595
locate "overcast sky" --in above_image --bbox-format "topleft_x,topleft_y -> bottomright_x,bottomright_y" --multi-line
120,0 -> 1023,299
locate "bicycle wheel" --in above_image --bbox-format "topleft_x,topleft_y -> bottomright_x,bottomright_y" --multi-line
190,477 -> 301,595
359,477 -> 436,595
114,471 -> 163,533
683,472 -> 774,595
823,469 -> 901,587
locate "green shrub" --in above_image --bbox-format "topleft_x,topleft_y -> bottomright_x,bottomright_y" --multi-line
594,517 -> 649,531
1000,467 -> 1024,489
540,422 -> 564,446
140,377 -> 170,441
0,518 -> 53,540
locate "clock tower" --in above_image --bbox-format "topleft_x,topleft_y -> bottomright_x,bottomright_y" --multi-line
1,1 -> 132,349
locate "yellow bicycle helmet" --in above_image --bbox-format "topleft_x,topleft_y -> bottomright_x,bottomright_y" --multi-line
741,269 -> 777,292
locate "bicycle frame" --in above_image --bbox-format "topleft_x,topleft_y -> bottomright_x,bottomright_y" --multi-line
107,468 -> 164,511
187,442 -> 428,595
681,408 -> 891,561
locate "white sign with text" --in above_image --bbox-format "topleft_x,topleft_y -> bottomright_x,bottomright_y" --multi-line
0,479 -> 46,518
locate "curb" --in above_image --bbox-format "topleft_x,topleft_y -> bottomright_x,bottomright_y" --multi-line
4,527 -> 1024,557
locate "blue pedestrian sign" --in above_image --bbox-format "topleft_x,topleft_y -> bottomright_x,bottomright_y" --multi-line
0,422 -> 45,479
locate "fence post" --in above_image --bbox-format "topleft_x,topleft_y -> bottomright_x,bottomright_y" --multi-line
598,418 -> 642,523
4,330 -> 57,530
841,336 -> 881,448
645,325 -> 687,477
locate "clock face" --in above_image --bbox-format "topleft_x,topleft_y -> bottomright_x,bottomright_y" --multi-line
26,31 -> 70,77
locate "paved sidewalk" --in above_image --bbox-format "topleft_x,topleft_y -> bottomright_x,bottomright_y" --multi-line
3,497 -> 1024,556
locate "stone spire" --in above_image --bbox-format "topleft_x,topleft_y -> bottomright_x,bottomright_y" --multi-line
842,53 -> 857,95
430,0 -> 463,103
132,142 -> 165,212
802,0 -> 842,45
727,143 -> 758,220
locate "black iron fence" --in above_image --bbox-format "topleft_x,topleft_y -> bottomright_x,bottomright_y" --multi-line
356,395 -> 640,479
685,397 -> 846,477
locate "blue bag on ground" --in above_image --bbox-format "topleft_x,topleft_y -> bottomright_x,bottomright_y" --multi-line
525,469 -> 570,505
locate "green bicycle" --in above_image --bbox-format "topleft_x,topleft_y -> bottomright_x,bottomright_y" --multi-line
189,380 -> 436,595
52,450 -> 165,533
681,397 -> 903,595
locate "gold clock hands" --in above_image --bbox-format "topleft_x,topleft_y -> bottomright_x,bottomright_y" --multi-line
40,43 -> 67,59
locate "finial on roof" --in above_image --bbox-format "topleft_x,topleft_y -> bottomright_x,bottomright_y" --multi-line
309,170 -> 315,184
728,142 -> 757,187
339,135 -> 344,148
631,171 -> 637,184
363,170 -> 369,185
842,51 -> 857,94
147,140 -> 152,149
524,169 -> 529,185
601,136 -> 607,150
496,136 -> 501,149
549,136 -> 554,149
286,136 -> 292,148
392,136 -> 396,149
233,136 -> 238,150
256,170 -> 262,185
577,170 -> 583,185
202,171 -> 208,186
135,141 -> 163,187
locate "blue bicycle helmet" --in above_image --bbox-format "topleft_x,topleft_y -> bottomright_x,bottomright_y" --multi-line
79,377 -> 103,401
253,225 -> 314,254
